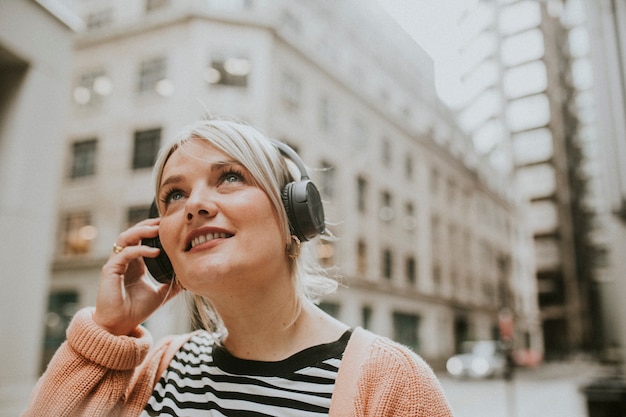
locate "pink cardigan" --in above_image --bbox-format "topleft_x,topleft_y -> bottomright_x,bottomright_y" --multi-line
22,308 -> 453,416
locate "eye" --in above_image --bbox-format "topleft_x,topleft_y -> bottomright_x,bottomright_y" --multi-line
161,189 -> 185,205
220,169 -> 245,184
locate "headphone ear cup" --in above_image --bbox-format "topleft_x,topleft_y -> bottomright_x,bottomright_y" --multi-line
142,201 -> 175,283
281,180 -> 325,241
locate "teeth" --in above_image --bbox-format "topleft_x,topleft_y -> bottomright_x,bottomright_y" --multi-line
190,232 -> 230,249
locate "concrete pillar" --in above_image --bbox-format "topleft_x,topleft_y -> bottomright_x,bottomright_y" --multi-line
0,1 -> 77,414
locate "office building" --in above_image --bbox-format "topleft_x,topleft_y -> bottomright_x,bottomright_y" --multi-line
47,0 -> 542,376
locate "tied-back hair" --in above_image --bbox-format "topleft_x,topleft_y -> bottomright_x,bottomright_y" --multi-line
152,118 -> 339,333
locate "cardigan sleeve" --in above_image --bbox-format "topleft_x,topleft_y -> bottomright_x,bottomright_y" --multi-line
354,337 -> 454,417
20,307 -> 152,417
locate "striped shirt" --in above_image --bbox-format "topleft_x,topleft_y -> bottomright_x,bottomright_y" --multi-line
141,329 -> 352,417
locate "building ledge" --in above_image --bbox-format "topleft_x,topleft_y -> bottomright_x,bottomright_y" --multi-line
52,255 -> 108,271
35,0 -> 85,32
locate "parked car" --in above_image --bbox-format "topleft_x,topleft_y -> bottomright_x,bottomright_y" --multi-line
446,340 -> 507,379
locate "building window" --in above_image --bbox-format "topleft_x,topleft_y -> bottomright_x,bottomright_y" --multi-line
62,212 -> 97,255
357,176 -> 368,213
447,180 -> 457,205
431,168 -> 440,195
132,128 -> 161,170
146,0 -> 170,12
127,205 -> 151,228
433,263 -> 442,290
319,160 -> 335,199
403,202 -> 417,232
381,137 -> 392,167
406,256 -> 417,285
393,312 -> 420,351
70,139 -> 97,179
379,191 -> 394,222
316,240 -> 335,267
280,71 -> 301,111
318,301 -> 340,318
85,9 -> 112,30
138,57 -> 167,94
431,215 -> 440,252
41,291 -> 79,373
73,68 -> 112,106
382,248 -> 393,280
361,305 -> 372,330
405,154 -> 414,180
205,55 -> 250,87
357,239 -> 367,276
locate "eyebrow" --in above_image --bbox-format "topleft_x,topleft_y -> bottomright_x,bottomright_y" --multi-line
158,159 -> 243,190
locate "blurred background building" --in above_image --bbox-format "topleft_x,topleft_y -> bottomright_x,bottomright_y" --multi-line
451,0 -> 624,360
0,0 -> 81,414
583,0 -> 626,364
50,0 -> 542,368
5,0 -> 626,414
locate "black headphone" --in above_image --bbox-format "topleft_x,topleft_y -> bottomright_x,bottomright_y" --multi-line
142,139 -> 325,283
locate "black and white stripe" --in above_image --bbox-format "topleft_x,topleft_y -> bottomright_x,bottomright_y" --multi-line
141,330 -> 351,417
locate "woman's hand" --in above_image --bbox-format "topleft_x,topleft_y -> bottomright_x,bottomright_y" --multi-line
93,218 -> 181,336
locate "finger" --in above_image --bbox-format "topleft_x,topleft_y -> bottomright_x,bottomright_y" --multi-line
103,246 -> 159,278
113,223 -> 160,250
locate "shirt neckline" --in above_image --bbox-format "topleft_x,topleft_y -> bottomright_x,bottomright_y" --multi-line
212,329 -> 353,376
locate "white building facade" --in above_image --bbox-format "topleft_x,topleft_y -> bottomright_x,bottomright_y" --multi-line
47,0 -> 542,374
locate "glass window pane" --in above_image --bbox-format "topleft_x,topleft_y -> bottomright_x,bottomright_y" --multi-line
41,291 -> 79,372
503,60 -> 547,99
535,237 -> 561,270
63,212 -> 96,255
127,205 -> 151,228
506,93 -> 551,132
528,200 -> 559,234
206,55 -> 250,87
70,139 -> 97,178
319,161 -> 335,199
512,128 -> 553,165
132,128 -> 161,169
393,312 -> 420,351
516,163 -> 556,199
382,248 -> 393,279
501,29 -> 544,67
499,1 -> 541,35
138,57 -> 166,93
357,240 -> 367,275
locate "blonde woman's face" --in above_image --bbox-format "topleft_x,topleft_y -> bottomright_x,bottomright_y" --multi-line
156,139 -> 289,296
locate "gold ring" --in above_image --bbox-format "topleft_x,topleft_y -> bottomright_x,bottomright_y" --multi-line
113,243 -> 124,254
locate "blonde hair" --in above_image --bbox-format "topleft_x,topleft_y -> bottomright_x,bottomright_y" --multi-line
152,119 -> 338,332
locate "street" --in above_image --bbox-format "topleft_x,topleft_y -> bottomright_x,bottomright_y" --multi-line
438,360 -> 611,417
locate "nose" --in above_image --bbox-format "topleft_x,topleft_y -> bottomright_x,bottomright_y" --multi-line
185,186 -> 217,221
187,209 -> 210,221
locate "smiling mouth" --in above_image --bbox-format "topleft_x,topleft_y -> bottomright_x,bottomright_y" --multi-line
187,232 -> 233,251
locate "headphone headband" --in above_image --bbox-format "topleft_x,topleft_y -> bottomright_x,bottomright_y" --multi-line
269,138 -> 325,242
269,138 -> 310,180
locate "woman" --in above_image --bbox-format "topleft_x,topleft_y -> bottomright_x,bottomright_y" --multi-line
22,119 -> 453,416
